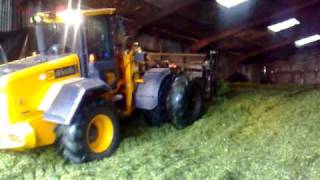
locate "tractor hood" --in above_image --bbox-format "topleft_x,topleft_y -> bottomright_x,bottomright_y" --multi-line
0,53 -> 81,150
0,54 -> 69,78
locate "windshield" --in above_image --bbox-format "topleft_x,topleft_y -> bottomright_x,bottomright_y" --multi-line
36,23 -> 79,56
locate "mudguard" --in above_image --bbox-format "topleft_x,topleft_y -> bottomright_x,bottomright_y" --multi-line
39,78 -> 110,125
135,68 -> 171,110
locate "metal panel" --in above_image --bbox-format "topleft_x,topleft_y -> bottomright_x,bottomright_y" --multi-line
135,68 -> 171,110
0,0 -> 13,32
44,78 -> 109,125
0,45 -> 7,64
0,0 -> 38,32
0,54 -> 71,78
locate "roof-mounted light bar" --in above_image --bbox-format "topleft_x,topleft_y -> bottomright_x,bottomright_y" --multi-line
57,10 -> 83,25
30,8 -> 116,24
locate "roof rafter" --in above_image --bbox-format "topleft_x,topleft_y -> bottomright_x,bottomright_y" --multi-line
123,17 -> 198,42
191,0 -> 320,51
234,25 -> 320,65
138,0 -> 199,29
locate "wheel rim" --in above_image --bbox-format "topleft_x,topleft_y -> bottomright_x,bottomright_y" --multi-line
87,114 -> 114,153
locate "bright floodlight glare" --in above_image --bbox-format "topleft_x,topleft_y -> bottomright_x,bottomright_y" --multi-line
216,0 -> 248,8
295,34 -> 320,47
57,10 -> 83,25
34,15 -> 42,23
267,18 -> 300,33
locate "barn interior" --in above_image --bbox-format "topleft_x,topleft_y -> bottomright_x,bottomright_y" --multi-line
1,0 -> 320,179
2,0 -> 320,84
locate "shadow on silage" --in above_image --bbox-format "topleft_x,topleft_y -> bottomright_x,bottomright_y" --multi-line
120,112 -> 146,139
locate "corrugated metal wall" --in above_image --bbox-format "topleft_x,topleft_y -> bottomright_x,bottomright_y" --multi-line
267,49 -> 320,85
0,0 -> 38,32
0,0 -> 13,32
240,48 -> 320,85
0,0 -> 40,60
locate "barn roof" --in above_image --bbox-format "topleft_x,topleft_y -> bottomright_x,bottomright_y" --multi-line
4,0 -> 320,64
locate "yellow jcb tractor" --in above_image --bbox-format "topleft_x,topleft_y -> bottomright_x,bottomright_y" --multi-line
0,8 -> 217,163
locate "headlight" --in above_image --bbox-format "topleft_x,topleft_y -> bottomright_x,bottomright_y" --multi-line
0,122 -> 35,149
0,92 -> 9,123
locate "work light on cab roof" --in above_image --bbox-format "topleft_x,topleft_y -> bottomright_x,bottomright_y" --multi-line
30,8 -> 116,24
57,10 -> 83,25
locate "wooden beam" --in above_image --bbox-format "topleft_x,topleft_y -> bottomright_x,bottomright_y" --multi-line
234,38 -> 296,65
191,0 -> 320,51
234,28 -> 320,65
149,27 -> 198,42
122,17 -> 198,42
147,52 -> 206,58
234,7 -> 320,65
138,0 -> 198,29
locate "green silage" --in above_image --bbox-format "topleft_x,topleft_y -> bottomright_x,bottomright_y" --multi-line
1,85 -> 320,179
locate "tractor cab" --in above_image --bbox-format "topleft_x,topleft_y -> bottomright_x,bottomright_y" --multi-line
31,8 -> 124,83
31,8 -> 142,117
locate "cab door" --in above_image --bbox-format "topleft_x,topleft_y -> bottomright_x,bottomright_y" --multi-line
85,16 -> 117,83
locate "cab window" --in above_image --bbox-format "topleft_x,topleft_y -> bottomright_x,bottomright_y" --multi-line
85,16 -> 113,61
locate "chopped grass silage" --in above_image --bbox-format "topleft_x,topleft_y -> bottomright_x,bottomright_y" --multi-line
1,85 -> 320,179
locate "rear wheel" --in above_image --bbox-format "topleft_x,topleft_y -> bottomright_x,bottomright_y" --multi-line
168,76 -> 203,129
143,74 -> 175,126
56,99 -> 120,163
186,80 -> 203,121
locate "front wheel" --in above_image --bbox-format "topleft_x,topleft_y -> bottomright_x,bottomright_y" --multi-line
56,99 -> 120,163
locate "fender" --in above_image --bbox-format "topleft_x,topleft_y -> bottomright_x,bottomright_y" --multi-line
135,68 -> 171,110
39,78 -> 110,125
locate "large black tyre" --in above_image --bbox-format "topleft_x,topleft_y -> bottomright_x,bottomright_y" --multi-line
168,76 -> 203,129
143,74 -> 175,126
56,99 -> 120,163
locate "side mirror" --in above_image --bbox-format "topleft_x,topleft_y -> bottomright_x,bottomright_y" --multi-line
134,52 -> 145,63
